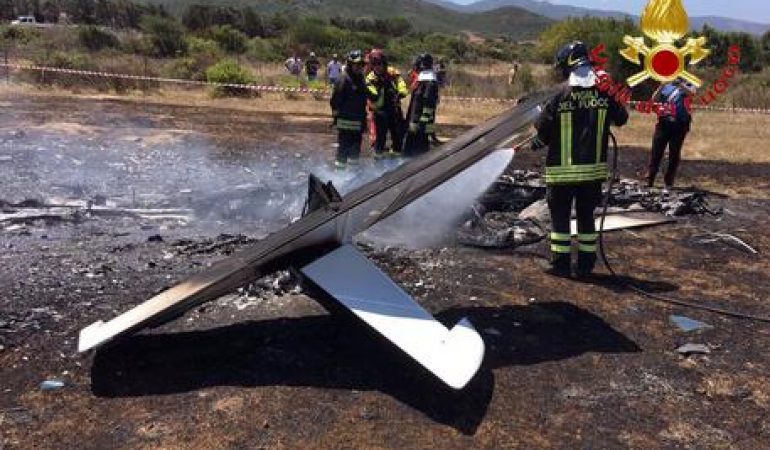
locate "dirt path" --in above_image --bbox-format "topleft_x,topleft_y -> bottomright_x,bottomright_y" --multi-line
1,93 -> 769,449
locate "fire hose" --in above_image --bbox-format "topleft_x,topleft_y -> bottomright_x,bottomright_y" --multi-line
599,133 -> 770,323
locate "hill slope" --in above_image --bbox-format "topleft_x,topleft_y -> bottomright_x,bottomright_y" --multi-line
152,0 -> 553,39
429,0 -> 770,35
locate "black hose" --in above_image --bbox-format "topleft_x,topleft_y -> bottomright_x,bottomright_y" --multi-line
598,133 -> 770,323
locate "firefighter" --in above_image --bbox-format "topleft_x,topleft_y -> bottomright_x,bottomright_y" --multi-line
645,78 -> 696,194
330,50 -> 367,169
533,41 -> 629,277
366,49 -> 408,159
403,52 -> 439,157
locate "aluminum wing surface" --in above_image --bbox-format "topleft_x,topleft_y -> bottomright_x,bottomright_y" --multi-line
301,245 -> 484,389
78,90 -> 553,356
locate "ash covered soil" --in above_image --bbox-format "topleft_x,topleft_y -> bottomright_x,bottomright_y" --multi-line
2,93 -> 770,449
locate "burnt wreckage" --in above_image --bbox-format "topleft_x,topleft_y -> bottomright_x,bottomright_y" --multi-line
78,91 -> 554,390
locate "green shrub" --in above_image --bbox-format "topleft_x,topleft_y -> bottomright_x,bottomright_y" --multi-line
208,25 -> 248,54
78,26 -> 119,51
511,63 -> 537,95
247,37 -> 283,62
205,59 -> 256,97
141,15 -> 187,58
187,36 -> 221,58
0,25 -> 41,44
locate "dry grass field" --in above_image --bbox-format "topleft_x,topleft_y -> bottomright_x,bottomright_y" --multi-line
2,85 -> 770,449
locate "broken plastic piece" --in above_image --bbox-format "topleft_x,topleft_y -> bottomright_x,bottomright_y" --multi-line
670,315 -> 712,333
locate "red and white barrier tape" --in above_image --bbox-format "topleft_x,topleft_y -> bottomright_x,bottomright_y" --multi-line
2,63 -> 770,113
628,100 -> 770,115
0,62 -> 522,104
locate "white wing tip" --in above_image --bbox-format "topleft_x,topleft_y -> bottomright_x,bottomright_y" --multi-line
78,320 -> 106,353
437,318 -> 485,390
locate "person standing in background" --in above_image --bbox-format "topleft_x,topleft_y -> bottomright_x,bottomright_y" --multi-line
403,53 -> 439,157
330,50 -> 367,169
327,54 -> 342,86
365,49 -> 408,159
645,78 -> 696,195
285,54 -> 301,77
306,52 -> 320,81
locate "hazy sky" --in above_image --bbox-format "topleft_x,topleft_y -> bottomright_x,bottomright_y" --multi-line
448,0 -> 770,24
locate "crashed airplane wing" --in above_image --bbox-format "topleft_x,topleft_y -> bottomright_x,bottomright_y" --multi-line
78,90 -> 554,389
302,245 -> 485,389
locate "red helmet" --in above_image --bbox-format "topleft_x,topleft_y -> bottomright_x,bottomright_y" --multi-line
368,49 -> 386,67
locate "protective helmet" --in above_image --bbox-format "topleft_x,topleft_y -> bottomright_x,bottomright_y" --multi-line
346,49 -> 363,65
368,49 -> 386,67
555,41 -> 591,78
412,54 -> 424,71
418,52 -> 434,71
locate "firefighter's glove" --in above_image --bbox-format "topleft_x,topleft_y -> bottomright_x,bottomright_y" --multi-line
408,122 -> 419,133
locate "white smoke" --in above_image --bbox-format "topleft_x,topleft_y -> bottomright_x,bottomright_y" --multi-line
359,148 -> 515,249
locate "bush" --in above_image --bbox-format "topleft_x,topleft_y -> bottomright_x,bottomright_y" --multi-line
510,63 -> 537,95
0,25 -> 41,44
537,17 -> 640,80
141,15 -> 187,58
207,24 -> 248,54
205,59 -> 256,97
247,37 -> 283,62
26,51 -> 95,87
78,26 -> 119,51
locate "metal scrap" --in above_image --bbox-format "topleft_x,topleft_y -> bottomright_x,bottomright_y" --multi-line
693,232 -> 759,255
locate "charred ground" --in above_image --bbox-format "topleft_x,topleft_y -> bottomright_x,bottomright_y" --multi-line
1,93 -> 769,449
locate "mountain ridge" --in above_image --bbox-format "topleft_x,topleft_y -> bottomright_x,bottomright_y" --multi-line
424,0 -> 770,35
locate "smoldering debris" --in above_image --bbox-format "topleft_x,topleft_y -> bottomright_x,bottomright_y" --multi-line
457,212 -> 546,249
453,175 -> 723,250
457,170 -> 547,249
608,180 -> 723,217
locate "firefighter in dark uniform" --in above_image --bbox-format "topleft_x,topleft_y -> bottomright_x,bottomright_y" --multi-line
366,49 -> 409,159
330,50 -> 367,169
533,41 -> 629,277
403,52 -> 439,157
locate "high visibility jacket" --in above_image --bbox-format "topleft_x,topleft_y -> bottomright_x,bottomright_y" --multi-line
535,84 -> 628,185
366,67 -> 408,115
330,70 -> 367,132
406,71 -> 439,134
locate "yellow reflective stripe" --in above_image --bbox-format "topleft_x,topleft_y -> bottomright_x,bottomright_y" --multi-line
596,108 -> 607,163
551,244 -> 572,253
546,163 -> 607,173
336,119 -> 362,131
396,77 -> 408,96
579,243 -> 598,252
578,233 -> 598,241
560,112 -> 571,166
550,232 -> 572,241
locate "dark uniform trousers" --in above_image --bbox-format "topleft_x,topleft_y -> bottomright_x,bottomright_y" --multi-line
647,120 -> 689,187
337,129 -> 363,163
547,182 -> 602,271
373,111 -> 404,155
